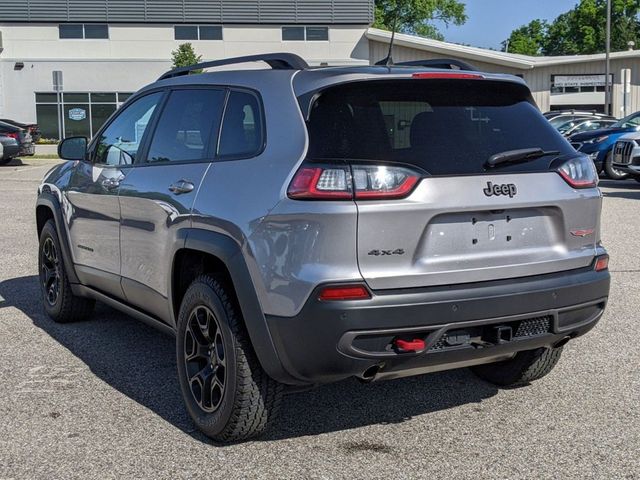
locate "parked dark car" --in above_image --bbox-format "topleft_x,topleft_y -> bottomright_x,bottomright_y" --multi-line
568,111 -> 640,180
0,119 -> 41,143
0,134 -> 21,164
0,121 -> 35,157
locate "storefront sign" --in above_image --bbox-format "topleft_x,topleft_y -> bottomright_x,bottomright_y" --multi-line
553,75 -> 609,88
68,108 -> 86,121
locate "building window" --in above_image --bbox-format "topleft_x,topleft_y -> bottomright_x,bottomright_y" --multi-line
59,24 -> 108,39
174,25 -> 223,41
282,26 -> 328,41
35,91 -> 133,140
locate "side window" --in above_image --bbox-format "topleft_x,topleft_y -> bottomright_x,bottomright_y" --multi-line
218,90 -> 264,158
146,89 -> 226,163
93,92 -> 162,166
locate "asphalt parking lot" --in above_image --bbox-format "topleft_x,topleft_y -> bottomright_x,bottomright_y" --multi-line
0,158 -> 638,479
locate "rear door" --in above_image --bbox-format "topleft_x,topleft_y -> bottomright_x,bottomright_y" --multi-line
118,87 -> 226,321
305,78 -> 602,290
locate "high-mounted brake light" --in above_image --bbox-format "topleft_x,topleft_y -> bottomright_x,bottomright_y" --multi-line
412,72 -> 484,80
288,164 -> 421,200
318,285 -> 371,301
557,156 -> 598,188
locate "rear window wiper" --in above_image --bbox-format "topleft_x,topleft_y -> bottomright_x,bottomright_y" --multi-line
486,148 -> 560,168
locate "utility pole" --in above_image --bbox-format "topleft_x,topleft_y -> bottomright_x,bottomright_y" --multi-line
605,0 -> 612,115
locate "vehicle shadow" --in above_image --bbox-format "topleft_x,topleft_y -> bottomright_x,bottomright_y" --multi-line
0,158 -> 25,167
0,275 -> 499,444
600,179 -> 640,200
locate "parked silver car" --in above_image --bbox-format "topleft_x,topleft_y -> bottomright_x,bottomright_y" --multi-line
36,54 -> 611,442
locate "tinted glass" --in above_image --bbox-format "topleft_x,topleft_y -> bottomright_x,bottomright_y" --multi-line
59,24 -> 83,39
305,80 -> 575,176
93,92 -> 162,166
175,25 -> 198,40
64,93 -> 89,102
91,104 -> 117,135
218,90 -> 263,158
147,89 -> 225,163
614,112 -> 640,128
85,24 -> 109,39
35,93 -> 58,103
199,25 -> 222,40
91,92 -> 117,102
306,26 -> 328,41
36,105 -> 59,139
64,104 -> 90,138
282,26 -> 305,41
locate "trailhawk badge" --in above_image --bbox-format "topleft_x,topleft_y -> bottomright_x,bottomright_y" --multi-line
483,181 -> 517,198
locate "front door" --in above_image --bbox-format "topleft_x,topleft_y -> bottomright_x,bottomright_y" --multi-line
65,91 -> 164,298
118,87 -> 227,323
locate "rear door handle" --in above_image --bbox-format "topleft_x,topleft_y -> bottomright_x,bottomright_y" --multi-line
101,177 -> 120,190
169,180 -> 195,195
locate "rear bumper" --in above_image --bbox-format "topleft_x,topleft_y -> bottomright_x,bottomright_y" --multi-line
1,144 -> 20,159
20,143 -> 35,156
266,266 -> 610,385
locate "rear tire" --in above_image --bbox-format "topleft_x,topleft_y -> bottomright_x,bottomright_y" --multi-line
604,152 -> 630,180
39,219 -> 95,323
176,274 -> 283,442
471,346 -> 563,387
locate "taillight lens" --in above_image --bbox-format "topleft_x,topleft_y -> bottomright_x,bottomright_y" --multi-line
595,255 -> 609,272
4,132 -> 19,139
557,156 -> 598,188
288,164 -> 421,200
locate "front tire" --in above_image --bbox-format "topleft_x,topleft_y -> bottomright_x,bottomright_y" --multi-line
471,346 -> 563,387
38,219 -> 95,322
176,275 -> 283,442
604,152 -> 630,180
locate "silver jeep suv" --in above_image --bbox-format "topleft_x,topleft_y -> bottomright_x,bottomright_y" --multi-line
36,53 -> 610,442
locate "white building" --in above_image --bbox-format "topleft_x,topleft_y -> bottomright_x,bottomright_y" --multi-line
2,1 -> 640,140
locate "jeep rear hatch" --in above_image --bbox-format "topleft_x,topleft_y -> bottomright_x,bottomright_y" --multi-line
297,78 -> 601,290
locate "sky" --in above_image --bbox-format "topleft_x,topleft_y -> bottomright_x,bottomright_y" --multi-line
433,0 -> 578,50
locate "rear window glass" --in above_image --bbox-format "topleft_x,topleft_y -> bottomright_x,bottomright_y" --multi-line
305,80 -> 574,175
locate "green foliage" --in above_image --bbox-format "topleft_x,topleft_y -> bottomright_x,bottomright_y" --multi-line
504,0 -> 640,56
373,0 -> 467,40
171,43 -> 202,69
502,19 -> 548,55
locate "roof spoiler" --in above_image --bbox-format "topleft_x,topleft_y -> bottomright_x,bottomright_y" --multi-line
159,53 -> 309,80
375,58 -> 477,71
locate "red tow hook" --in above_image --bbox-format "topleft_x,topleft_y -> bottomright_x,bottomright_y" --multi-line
395,338 -> 425,352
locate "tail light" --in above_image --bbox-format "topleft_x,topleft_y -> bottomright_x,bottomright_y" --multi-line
412,72 -> 484,80
288,163 -> 421,200
595,255 -> 609,272
4,132 -> 19,140
557,155 -> 598,188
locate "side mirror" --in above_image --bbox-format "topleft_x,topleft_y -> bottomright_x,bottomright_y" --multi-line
58,136 -> 88,161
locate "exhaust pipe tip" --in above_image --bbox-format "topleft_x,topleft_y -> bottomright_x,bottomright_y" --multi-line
553,336 -> 571,349
359,364 -> 383,382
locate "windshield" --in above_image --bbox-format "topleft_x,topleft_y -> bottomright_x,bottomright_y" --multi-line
305,80 -> 575,176
613,112 -> 640,128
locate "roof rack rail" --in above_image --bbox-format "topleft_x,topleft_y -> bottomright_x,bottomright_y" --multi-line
375,58 -> 476,71
159,52 -> 309,80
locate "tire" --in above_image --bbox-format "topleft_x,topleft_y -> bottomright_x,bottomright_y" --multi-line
38,219 -> 95,322
471,346 -> 563,388
604,152 -> 630,180
0,156 -> 12,166
176,274 -> 283,442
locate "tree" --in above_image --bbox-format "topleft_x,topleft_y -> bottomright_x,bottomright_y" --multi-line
504,0 -> 640,56
373,0 -> 467,40
502,19 -> 548,55
171,43 -> 202,69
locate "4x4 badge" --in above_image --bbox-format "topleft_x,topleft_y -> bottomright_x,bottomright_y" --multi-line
483,181 -> 517,198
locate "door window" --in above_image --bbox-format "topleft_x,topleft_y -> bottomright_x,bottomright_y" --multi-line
92,92 -> 162,166
218,90 -> 264,158
146,89 -> 226,163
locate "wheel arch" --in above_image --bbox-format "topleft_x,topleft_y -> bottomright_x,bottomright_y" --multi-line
36,192 -> 79,284
172,228 -> 303,385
